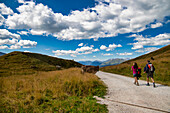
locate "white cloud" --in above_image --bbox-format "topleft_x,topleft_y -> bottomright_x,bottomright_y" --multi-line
9,44 -> 21,49
78,43 -> 83,46
0,29 -> 20,39
29,30 -> 45,35
0,14 -> 5,26
117,52 -> 133,56
0,45 -> 9,49
130,33 -> 170,50
70,54 -> 77,57
24,50 -> 31,52
151,23 -> 163,28
17,40 -> 37,48
100,45 -> 107,50
5,0 -> 170,40
17,31 -> 29,35
135,47 -> 159,53
52,45 -> 99,56
18,0 -> 25,3
0,29 -> 37,49
102,53 -> 113,56
0,3 -> 14,15
0,38 -> 18,45
100,43 -> 122,51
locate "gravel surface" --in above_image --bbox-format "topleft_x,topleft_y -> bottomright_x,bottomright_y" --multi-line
95,71 -> 170,113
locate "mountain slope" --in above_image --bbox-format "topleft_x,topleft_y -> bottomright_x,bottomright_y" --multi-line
100,45 -> 170,85
78,59 -> 126,67
0,52 -> 5,56
0,51 -> 82,76
100,58 -> 126,67
79,60 -> 103,66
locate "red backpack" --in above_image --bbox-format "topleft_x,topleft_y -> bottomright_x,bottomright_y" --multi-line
137,67 -> 141,75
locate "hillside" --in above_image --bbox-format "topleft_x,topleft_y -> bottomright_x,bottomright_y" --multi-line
100,45 -> 170,85
0,51 -> 82,76
0,52 -> 5,56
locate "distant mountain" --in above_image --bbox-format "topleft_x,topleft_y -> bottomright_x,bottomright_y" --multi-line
100,58 -> 126,67
0,51 -> 82,77
0,52 -> 5,56
100,45 -> 170,86
79,60 -> 103,66
78,58 -> 127,67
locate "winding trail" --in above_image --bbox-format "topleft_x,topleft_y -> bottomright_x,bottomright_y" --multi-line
95,71 -> 170,113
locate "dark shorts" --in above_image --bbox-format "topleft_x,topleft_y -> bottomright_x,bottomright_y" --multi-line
133,74 -> 137,77
147,72 -> 153,78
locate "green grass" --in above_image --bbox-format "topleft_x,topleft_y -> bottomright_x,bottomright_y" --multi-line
0,68 -> 108,113
0,51 -> 82,77
100,45 -> 170,86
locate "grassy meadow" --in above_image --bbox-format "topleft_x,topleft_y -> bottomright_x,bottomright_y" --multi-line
0,68 -> 107,113
101,45 -> 170,86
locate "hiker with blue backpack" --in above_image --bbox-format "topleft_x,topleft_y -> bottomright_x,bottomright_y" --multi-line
144,60 -> 156,87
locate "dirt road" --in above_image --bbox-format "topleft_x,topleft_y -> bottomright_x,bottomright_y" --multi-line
95,71 -> 170,113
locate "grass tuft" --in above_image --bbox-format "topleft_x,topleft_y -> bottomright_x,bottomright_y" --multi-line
0,68 -> 107,113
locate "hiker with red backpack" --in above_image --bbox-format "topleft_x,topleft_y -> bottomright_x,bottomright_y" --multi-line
144,60 -> 156,87
131,62 -> 140,86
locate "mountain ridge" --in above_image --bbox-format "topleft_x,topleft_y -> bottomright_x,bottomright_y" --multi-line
0,51 -> 82,76
0,52 -> 5,56
78,58 -> 126,67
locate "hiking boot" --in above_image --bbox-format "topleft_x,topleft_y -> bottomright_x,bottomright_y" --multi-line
136,82 -> 139,86
146,83 -> 150,86
153,83 -> 156,88
134,81 -> 136,85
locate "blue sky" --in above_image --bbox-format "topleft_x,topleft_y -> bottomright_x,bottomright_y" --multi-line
0,0 -> 170,61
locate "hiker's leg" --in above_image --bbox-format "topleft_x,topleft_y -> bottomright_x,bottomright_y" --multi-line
151,77 -> 155,83
135,77 -> 139,86
151,77 -> 156,87
147,77 -> 149,83
146,77 -> 150,86
134,77 -> 136,84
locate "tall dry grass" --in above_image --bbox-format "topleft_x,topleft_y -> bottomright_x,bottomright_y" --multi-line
0,68 -> 107,113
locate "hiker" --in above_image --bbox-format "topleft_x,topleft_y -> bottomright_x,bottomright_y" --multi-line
144,60 -> 156,87
131,62 -> 139,86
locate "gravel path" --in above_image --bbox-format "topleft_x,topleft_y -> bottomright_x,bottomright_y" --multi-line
95,71 -> 170,113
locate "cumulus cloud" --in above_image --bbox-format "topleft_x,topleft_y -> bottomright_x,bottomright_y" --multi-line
0,14 -> 5,26
117,52 -> 133,56
52,45 -> 99,57
0,3 -> 14,15
0,29 -> 20,39
24,50 -> 31,52
102,53 -> 113,56
0,45 -> 9,49
0,38 -> 18,45
78,43 -> 83,46
135,47 -> 159,53
129,33 -> 170,50
100,45 -> 107,50
0,29 -> 37,49
151,23 -> 163,28
4,0 -> 170,40
100,43 -> 122,51
17,31 -> 29,35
